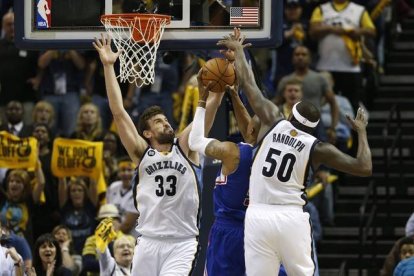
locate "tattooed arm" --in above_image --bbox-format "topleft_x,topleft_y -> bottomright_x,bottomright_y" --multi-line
189,87 -> 240,175
217,28 -> 282,141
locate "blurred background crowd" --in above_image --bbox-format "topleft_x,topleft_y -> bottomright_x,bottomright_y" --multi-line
1,0 -> 414,275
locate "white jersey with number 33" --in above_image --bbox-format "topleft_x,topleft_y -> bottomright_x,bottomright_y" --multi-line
134,139 -> 201,238
250,120 -> 318,206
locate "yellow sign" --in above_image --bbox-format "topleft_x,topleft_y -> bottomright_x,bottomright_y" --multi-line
0,131 -> 38,169
51,138 -> 103,180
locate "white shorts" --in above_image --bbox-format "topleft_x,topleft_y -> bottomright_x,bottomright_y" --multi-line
244,204 -> 315,276
131,236 -> 198,276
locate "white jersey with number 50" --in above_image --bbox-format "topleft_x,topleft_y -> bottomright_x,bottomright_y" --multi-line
250,120 -> 318,206
133,139 -> 201,238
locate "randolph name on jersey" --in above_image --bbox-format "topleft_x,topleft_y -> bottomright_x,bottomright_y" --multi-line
272,130 -> 306,152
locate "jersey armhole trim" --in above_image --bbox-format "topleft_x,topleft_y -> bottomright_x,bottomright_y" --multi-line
139,146 -> 151,162
309,139 -> 321,173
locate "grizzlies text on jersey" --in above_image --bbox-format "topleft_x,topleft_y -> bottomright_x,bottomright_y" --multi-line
133,138 -> 201,238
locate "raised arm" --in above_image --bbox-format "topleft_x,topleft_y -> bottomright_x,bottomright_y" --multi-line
93,35 -> 147,164
58,177 -> 68,209
32,159 -> 45,204
178,70 -> 225,161
189,85 -> 239,175
88,178 -> 98,207
313,108 -> 372,176
217,28 -> 281,129
226,84 -> 252,142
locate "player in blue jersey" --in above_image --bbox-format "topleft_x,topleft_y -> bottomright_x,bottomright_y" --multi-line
189,72 -> 260,275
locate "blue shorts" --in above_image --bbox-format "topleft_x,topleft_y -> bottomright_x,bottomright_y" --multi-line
205,218 -> 245,276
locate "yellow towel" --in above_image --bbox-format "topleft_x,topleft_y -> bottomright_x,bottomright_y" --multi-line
95,218 -> 117,253
342,33 -> 362,65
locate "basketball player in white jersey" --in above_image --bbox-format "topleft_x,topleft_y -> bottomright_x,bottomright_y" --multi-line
93,35 -> 224,275
218,28 -> 372,276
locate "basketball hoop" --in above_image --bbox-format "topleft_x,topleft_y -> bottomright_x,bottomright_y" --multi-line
101,13 -> 171,87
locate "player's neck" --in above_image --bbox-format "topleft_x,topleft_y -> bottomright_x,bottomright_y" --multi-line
150,141 -> 173,153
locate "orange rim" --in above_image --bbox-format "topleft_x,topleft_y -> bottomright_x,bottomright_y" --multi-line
101,13 -> 171,43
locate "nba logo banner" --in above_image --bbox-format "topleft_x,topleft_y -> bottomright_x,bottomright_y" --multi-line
36,0 -> 51,29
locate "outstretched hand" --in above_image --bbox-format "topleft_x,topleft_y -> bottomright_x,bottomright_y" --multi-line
93,34 -> 121,66
346,107 -> 368,132
217,27 -> 252,52
197,69 -> 214,103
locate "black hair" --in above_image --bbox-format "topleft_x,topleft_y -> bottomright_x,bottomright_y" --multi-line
137,106 -> 165,143
32,122 -> 53,138
400,236 -> 414,249
33,234 -> 63,275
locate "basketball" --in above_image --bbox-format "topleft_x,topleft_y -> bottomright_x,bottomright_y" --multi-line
201,58 -> 236,93
45,9 -> 51,15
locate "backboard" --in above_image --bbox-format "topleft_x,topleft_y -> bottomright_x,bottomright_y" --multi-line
15,0 -> 283,50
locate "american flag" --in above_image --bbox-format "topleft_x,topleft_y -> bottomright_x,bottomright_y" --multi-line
230,7 -> 259,26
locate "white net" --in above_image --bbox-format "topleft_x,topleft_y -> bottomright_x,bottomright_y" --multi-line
101,14 -> 170,87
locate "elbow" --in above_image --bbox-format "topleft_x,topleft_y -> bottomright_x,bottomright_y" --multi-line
359,164 -> 373,177
364,166 -> 373,177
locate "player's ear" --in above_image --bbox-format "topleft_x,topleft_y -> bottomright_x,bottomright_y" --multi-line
143,130 -> 152,140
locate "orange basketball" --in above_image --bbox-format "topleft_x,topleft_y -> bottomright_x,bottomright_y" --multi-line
201,58 -> 236,93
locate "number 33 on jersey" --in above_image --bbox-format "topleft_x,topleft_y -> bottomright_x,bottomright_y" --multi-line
133,139 -> 202,238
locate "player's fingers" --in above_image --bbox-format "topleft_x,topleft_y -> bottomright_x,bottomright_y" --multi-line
345,114 -> 354,124
92,42 -> 99,51
239,35 -> 246,43
225,85 -> 232,94
101,33 -> 107,46
235,27 -> 240,39
206,81 -> 214,89
94,37 -> 103,48
206,81 -> 214,91
197,68 -> 203,81
357,108 -> 364,120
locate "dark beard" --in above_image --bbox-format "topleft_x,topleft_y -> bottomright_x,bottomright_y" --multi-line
157,132 -> 175,144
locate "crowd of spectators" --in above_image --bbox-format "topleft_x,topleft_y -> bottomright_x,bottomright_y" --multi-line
1,0 -> 413,275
